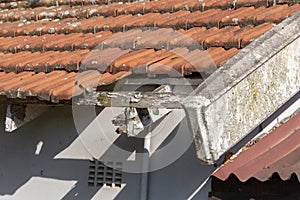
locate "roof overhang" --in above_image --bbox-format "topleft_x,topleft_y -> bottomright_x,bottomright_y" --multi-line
183,11 -> 300,164
1,2 -> 299,166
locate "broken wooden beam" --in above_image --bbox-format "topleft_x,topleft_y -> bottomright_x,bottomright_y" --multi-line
75,91 -> 187,109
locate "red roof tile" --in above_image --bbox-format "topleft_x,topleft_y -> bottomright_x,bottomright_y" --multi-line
0,25 -> 274,54
0,0 -> 299,102
0,70 -> 131,102
212,111 -> 300,182
1,3 -> 298,37
0,0 -> 133,10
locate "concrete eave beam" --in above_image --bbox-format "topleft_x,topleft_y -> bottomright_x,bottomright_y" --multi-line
183,11 -> 300,164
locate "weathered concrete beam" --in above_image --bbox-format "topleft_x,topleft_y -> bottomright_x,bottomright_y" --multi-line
183,11 -> 300,164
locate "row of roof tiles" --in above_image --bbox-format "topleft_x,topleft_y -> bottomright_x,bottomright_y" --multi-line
0,0 -> 297,15
0,47 -> 239,73
0,24 -> 273,53
0,70 -> 130,102
213,111 -> 300,182
0,0 -> 299,102
0,4 -> 298,37
0,0 -> 127,10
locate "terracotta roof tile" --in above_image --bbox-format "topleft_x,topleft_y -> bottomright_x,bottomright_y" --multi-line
33,72 -> 76,99
1,4 -> 297,37
203,26 -> 241,48
136,29 -> 174,48
5,72 -> 46,98
98,71 -> 132,85
77,70 -> 101,88
125,13 -> 157,28
203,0 -> 232,10
0,50 -> 90,72
0,0 -> 299,102
169,27 -> 207,47
255,4 -> 289,24
0,71 -> 34,92
133,50 -> 177,74
0,69 -> 112,102
37,72 -> 76,101
187,9 -> 223,27
43,33 -> 84,50
240,23 -> 274,47
219,6 -> 256,27
51,84 -> 82,103
49,70 -> 100,102
0,1 -> 27,9
0,0 -> 134,10
234,0 -> 267,8
111,48 -> 156,71
257,3 -> 300,24
81,48 -> 130,71
146,48 -> 190,75
190,48 -> 223,72
223,24 -> 254,48
212,47 -> 239,66
103,29 -> 141,49
156,10 -> 191,27
6,0 -> 297,23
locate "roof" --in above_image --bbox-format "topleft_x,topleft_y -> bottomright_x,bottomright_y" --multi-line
0,0 -> 300,102
212,111 -> 300,182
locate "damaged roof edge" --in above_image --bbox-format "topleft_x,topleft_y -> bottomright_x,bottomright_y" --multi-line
183,10 -> 300,164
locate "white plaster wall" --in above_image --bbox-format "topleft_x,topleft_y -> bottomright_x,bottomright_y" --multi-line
0,105 -> 213,200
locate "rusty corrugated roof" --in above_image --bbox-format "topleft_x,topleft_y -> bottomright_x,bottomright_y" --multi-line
212,111 -> 300,182
0,0 -> 299,102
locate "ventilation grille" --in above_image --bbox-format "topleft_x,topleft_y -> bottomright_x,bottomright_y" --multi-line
88,160 -> 122,188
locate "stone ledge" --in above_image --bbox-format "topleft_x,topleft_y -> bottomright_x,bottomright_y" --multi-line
183,11 -> 300,164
